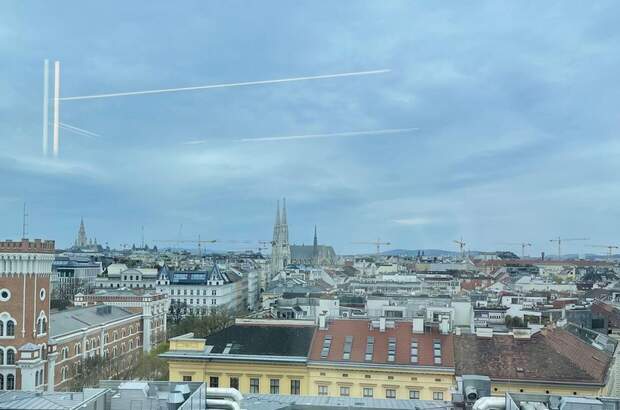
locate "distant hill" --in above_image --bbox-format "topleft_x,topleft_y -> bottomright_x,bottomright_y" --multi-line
380,249 -> 480,257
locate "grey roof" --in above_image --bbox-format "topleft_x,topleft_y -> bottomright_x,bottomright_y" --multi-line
0,390 -> 106,409
242,393 -> 450,410
50,305 -> 139,337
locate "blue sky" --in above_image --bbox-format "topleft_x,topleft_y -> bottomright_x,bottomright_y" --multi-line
1,1 -> 619,255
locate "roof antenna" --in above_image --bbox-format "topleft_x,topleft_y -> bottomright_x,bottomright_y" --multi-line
22,202 -> 28,239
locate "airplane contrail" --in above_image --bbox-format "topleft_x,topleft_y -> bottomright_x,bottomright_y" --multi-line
59,122 -> 100,137
238,127 -> 419,143
59,69 -> 391,101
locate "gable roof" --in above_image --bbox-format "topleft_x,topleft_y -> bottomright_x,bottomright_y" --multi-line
454,327 -> 612,385
308,319 -> 455,368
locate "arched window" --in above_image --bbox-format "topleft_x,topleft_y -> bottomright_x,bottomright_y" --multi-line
37,312 -> 47,335
75,343 -> 81,355
0,374 -> 3,390
35,370 -> 40,386
7,374 -> 14,390
6,320 -> 15,336
6,348 -> 15,365
0,348 -> 4,365
61,367 -> 67,381
0,319 -> 4,336
39,369 -> 44,385
62,347 -> 68,360
85,340 -> 90,350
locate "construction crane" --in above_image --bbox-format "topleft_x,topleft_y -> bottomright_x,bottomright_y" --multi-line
352,238 -> 391,255
549,237 -> 589,260
453,238 -> 466,258
154,236 -> 217,257
588,244 -> 619,257
499,242 -> 532,258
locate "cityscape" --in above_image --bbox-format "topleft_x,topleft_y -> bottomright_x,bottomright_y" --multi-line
2,2 -> 620,410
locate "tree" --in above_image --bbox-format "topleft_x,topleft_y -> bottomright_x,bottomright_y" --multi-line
169,301 -> 188,324
168,308 -> 233,339
504,315 -> 512,327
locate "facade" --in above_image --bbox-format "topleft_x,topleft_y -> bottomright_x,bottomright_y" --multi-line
163,318 -> 456,401
73,288 -> 169,351
96,263 -> 159,289
50,305 -> 144,391
0,239 -> 55,392
271,199 -> 291,276
156,264 -> 247,314
51,257 -> 102,301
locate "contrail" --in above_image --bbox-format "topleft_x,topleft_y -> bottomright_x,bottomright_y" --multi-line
239,127 -> 419,143
59,122 -> 100,137
59,69 -> 391,101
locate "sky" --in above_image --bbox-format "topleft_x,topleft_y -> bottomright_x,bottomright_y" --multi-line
1,1 -> 619,255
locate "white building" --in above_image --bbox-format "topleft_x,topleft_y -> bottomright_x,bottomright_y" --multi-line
156,265 -> 248,315
96,263 -> 159,290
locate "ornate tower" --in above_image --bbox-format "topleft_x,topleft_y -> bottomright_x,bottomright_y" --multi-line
280,198 -> 291,267
0,239 -> 55,391
75,218 -> 87,248
313,225 -> 319,266
270,199 -> 291,276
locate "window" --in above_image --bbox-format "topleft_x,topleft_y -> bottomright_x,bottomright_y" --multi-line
6,349 -> 15,364
433,340 -> 442,365
365,336 -> 374,361
410,390 -> 420,399
212,290 -> 217,295
209,376 -> 219,388
0,374 -> 3,390
62,347 -> 68,360
230,377 -> 239,390
320,335 -> 332,358
250,378 -> 259,393
410,339 -> 418,363
270,378 -> 279,394
6,320 -> 15,336
183,375 -> 192,382
342,335 -> 353,360
7,374 -> 14,390
387,337 -> 396,362
363,387 -> 373,398
340,386 -> 350,396
61,367 -> 67,381
0,348 -> 3,365
318,385 -> 328,396
290,379 -> 300,395
386,389 -> 396,399
433,392 -> 444,400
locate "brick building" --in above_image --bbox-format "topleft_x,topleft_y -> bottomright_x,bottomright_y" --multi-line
0,239 -> 55,391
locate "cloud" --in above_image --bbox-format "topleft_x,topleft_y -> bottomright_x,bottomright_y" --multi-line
393,217 -> 438,226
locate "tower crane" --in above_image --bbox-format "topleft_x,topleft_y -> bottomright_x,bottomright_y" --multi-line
351,238 -> 391,256
453,238 -> 466,258
499,242 -> 532,258
588,244 -> 619,258
549,237 -> 589,260
154,236 -> 217,257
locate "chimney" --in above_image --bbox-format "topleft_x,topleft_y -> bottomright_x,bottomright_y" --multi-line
379,317 -> 386,332
319,314 -> 327,330
412,317 -> 424,334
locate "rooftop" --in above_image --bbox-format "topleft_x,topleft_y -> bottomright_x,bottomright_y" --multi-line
242,393 -> 449,410
455,327 -> 612,385
50,305 -> 139,338
0,389 -> 106,409
309,319 -> 455,368
0,239 -> 55,254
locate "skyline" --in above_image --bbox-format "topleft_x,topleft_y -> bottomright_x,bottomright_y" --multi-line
1,1 -> 619,253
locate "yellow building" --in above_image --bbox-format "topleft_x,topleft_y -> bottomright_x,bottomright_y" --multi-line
162,318 -> 456,400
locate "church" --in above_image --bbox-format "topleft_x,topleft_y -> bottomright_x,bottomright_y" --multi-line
270,199 -> 336,275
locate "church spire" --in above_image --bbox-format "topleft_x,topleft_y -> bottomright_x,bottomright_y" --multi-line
313,225 -> 319,266
281,197 -> 287,225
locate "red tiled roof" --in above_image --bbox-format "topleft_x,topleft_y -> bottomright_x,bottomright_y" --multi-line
308,319 -> 454,368
455,327 -> 612,384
